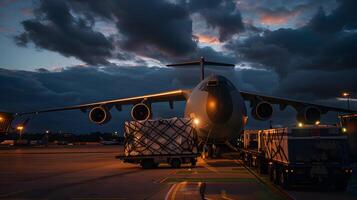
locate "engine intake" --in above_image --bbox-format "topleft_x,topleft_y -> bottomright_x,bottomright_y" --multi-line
131,103 -> 151,121
251,101 -> 273,121
88,106 -> 111,125
296,106 -> 321,124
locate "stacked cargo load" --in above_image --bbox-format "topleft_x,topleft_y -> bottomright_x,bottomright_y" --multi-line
240,125 -> 352,190
258,126 -> 348,164
118,117 -> 199,168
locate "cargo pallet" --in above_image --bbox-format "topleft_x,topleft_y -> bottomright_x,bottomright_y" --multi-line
117,118 -> 199,169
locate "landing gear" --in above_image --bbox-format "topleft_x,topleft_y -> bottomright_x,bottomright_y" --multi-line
201,145 -> 209,159
201,144 -> 221,159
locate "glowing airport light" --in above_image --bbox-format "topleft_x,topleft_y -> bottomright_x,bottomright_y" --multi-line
298,122 -> 303,127
193,118 -> 200,125
342,127 -> 347,133
45,130 -> 50,134
0,116 -> 3,122
341,92 -> 351,110
315,121 -> 320,125
16,126 -> 24,131
342,92 -> 350,97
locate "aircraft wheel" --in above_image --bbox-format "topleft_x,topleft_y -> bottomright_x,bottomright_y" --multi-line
334,177 -> 349,191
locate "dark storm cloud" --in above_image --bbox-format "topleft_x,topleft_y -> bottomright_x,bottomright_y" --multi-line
225,0 -> 357,99
14,0 -> 241,65
113,0 -> 196,56
15,0 -> 114,65
68,0 -> 197,58
275,69 -> 357,100
307,0 -> 357,33
185,0 -> 244,41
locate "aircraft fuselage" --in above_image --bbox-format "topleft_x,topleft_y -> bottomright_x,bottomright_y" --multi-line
184,75 -> 247,143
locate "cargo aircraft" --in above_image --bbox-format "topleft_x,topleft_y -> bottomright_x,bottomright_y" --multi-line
16,57 -> 353,153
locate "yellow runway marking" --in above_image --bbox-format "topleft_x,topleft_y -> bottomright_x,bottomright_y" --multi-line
165,181 -> 187,200
221,190 -> 235,200
200,158 -> 219,173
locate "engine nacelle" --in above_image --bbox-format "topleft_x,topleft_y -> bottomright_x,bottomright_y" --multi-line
131,103 -> 151,121
251,101 -> 273,121
88,106 -> 111,125
296,106 -> 321,124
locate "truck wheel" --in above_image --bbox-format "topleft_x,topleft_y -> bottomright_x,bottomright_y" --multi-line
140,159 -> 155,169
280,171 -> 290,189
171,158 -> 181,168
257,160 -> 265,174
269,166 -> 274,182
335,178 -> 349,191
153,162 -> 159,168
273,167 -> 280,185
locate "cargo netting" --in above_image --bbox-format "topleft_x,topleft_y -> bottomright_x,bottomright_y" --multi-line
261,129 -> 289,163
124,117 -> 198,156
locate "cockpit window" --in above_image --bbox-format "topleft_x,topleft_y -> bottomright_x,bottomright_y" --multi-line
199,79 -> 235,91
207,80 -> 218,87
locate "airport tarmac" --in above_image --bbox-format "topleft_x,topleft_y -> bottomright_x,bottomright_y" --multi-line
0,145 -> 356,200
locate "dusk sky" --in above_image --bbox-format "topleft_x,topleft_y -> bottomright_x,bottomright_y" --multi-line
0,0 -> 356,133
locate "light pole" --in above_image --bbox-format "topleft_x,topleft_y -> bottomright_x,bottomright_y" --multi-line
342,92 -> 351,110
16,125 -> 24,140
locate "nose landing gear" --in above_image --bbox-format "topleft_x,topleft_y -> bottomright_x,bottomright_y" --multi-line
201,144 -> 221,159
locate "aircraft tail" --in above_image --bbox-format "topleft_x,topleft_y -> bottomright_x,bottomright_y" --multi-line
167,57 -> 235,80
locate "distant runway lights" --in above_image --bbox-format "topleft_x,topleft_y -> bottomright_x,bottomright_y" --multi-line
298,122 -> 303,128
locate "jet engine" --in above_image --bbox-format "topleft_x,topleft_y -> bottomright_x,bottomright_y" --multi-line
251,101 -> 273,121
131,103 -> 151,121
296,106 -> 321,124
88,106 -> 111,125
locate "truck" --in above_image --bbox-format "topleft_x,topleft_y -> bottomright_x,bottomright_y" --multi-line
339,113 -> 357,161
240,125 -> 352,190
116,117 -> 199,169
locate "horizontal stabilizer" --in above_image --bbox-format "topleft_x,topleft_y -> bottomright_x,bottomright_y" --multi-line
204,61 -> 235,67
166,61 -> 200,67
166,57 -> 235,80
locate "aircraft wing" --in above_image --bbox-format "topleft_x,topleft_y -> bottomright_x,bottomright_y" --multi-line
17,89 -> 191,115
240,91 -> 354,113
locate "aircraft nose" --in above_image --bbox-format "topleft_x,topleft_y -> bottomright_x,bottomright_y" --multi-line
206,85 -> 233,124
